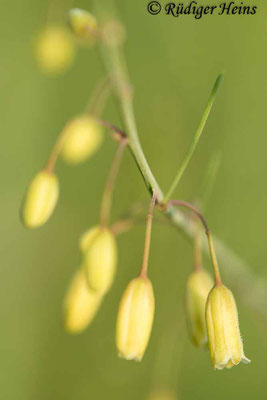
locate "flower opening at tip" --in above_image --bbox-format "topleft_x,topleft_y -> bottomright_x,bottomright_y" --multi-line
206,284 -> 250,370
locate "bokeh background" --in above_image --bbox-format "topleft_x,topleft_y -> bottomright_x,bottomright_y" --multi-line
1,0 -> 267,398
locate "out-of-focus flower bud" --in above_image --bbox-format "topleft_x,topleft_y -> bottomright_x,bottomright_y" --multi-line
148,389 -> 177,400
185,269 -> 213,347
68,8 -> 98,42
206,284 -> 251,370
116,276 -> 155,361
79,225 -> 102,253
82,227 -> 117,294
22,170 -> 59,229
64,268 -> 103,334
35,26 -> 75,74
61,116 -> 103,164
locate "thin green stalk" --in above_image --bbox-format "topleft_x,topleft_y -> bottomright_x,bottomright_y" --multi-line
163,73 -> 223,204
93,5 -> 163,199
139,193 -> 157,277
100,137 -> 127,227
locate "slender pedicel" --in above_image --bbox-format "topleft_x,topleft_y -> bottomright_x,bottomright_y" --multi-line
193,218 -> 202,272
163,74 -> 223,204
139,193 -> 157,277
99,136 -> 128,227
167,200 -> 221,285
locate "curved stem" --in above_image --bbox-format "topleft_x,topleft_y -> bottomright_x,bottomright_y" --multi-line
99,137 -> 127,226
206,231 -> 222,286
168,200 -> 222,285
193,219 -> 202,271
45,127 -> 69,173
167,200 -> 209,232
96,118 -> 127,141
139,193 -> 157,277
110,218 -> 133,236
163,74 -> 223,204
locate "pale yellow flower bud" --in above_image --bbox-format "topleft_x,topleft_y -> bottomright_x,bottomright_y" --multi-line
68,8 -> 98,42
148,389 -> 177,400
82,227 -> 117,294
35,26 -> 75,74
206,284 -> 250,370
116,276 -> 155,361
61,116 -> 103,164
79,226 -> 102,253
22,171 -> 59,229
185,269 -> 213,347
64,269 -> 103,334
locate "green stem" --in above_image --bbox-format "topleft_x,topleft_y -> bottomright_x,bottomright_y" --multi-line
90,1 -> 267,320
95,22 -> 163,199
163,74 -> 223,204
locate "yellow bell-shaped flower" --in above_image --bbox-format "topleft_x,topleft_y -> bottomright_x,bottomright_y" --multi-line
64,268 -> 103,334
61,116 -> 103,164
35,26 -> 75,74
82,226 -> 117,294
185,269 -> 213,347
206,284 -> 250,370
68,8 -> 98,42
22,170 -> 59,229
116,276 -> 155,361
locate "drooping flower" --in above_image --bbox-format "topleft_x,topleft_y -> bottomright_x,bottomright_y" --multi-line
68,8 -> 98,43
64,268 -> 103,334
185,269 -> 213,347
116,276 -> 155,361
22,170 -> 59,228
61,116 -> 103,164
35,27 -> 75,74
206,284 -> 250,370
81,226 -> 117,294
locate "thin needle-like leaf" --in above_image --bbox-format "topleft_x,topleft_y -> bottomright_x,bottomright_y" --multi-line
163,74 -> 223,204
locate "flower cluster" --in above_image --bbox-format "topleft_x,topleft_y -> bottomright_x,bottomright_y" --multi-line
22,6 -> 251,373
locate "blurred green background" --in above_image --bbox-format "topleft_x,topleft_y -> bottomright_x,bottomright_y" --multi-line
1,0 -> 267,398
